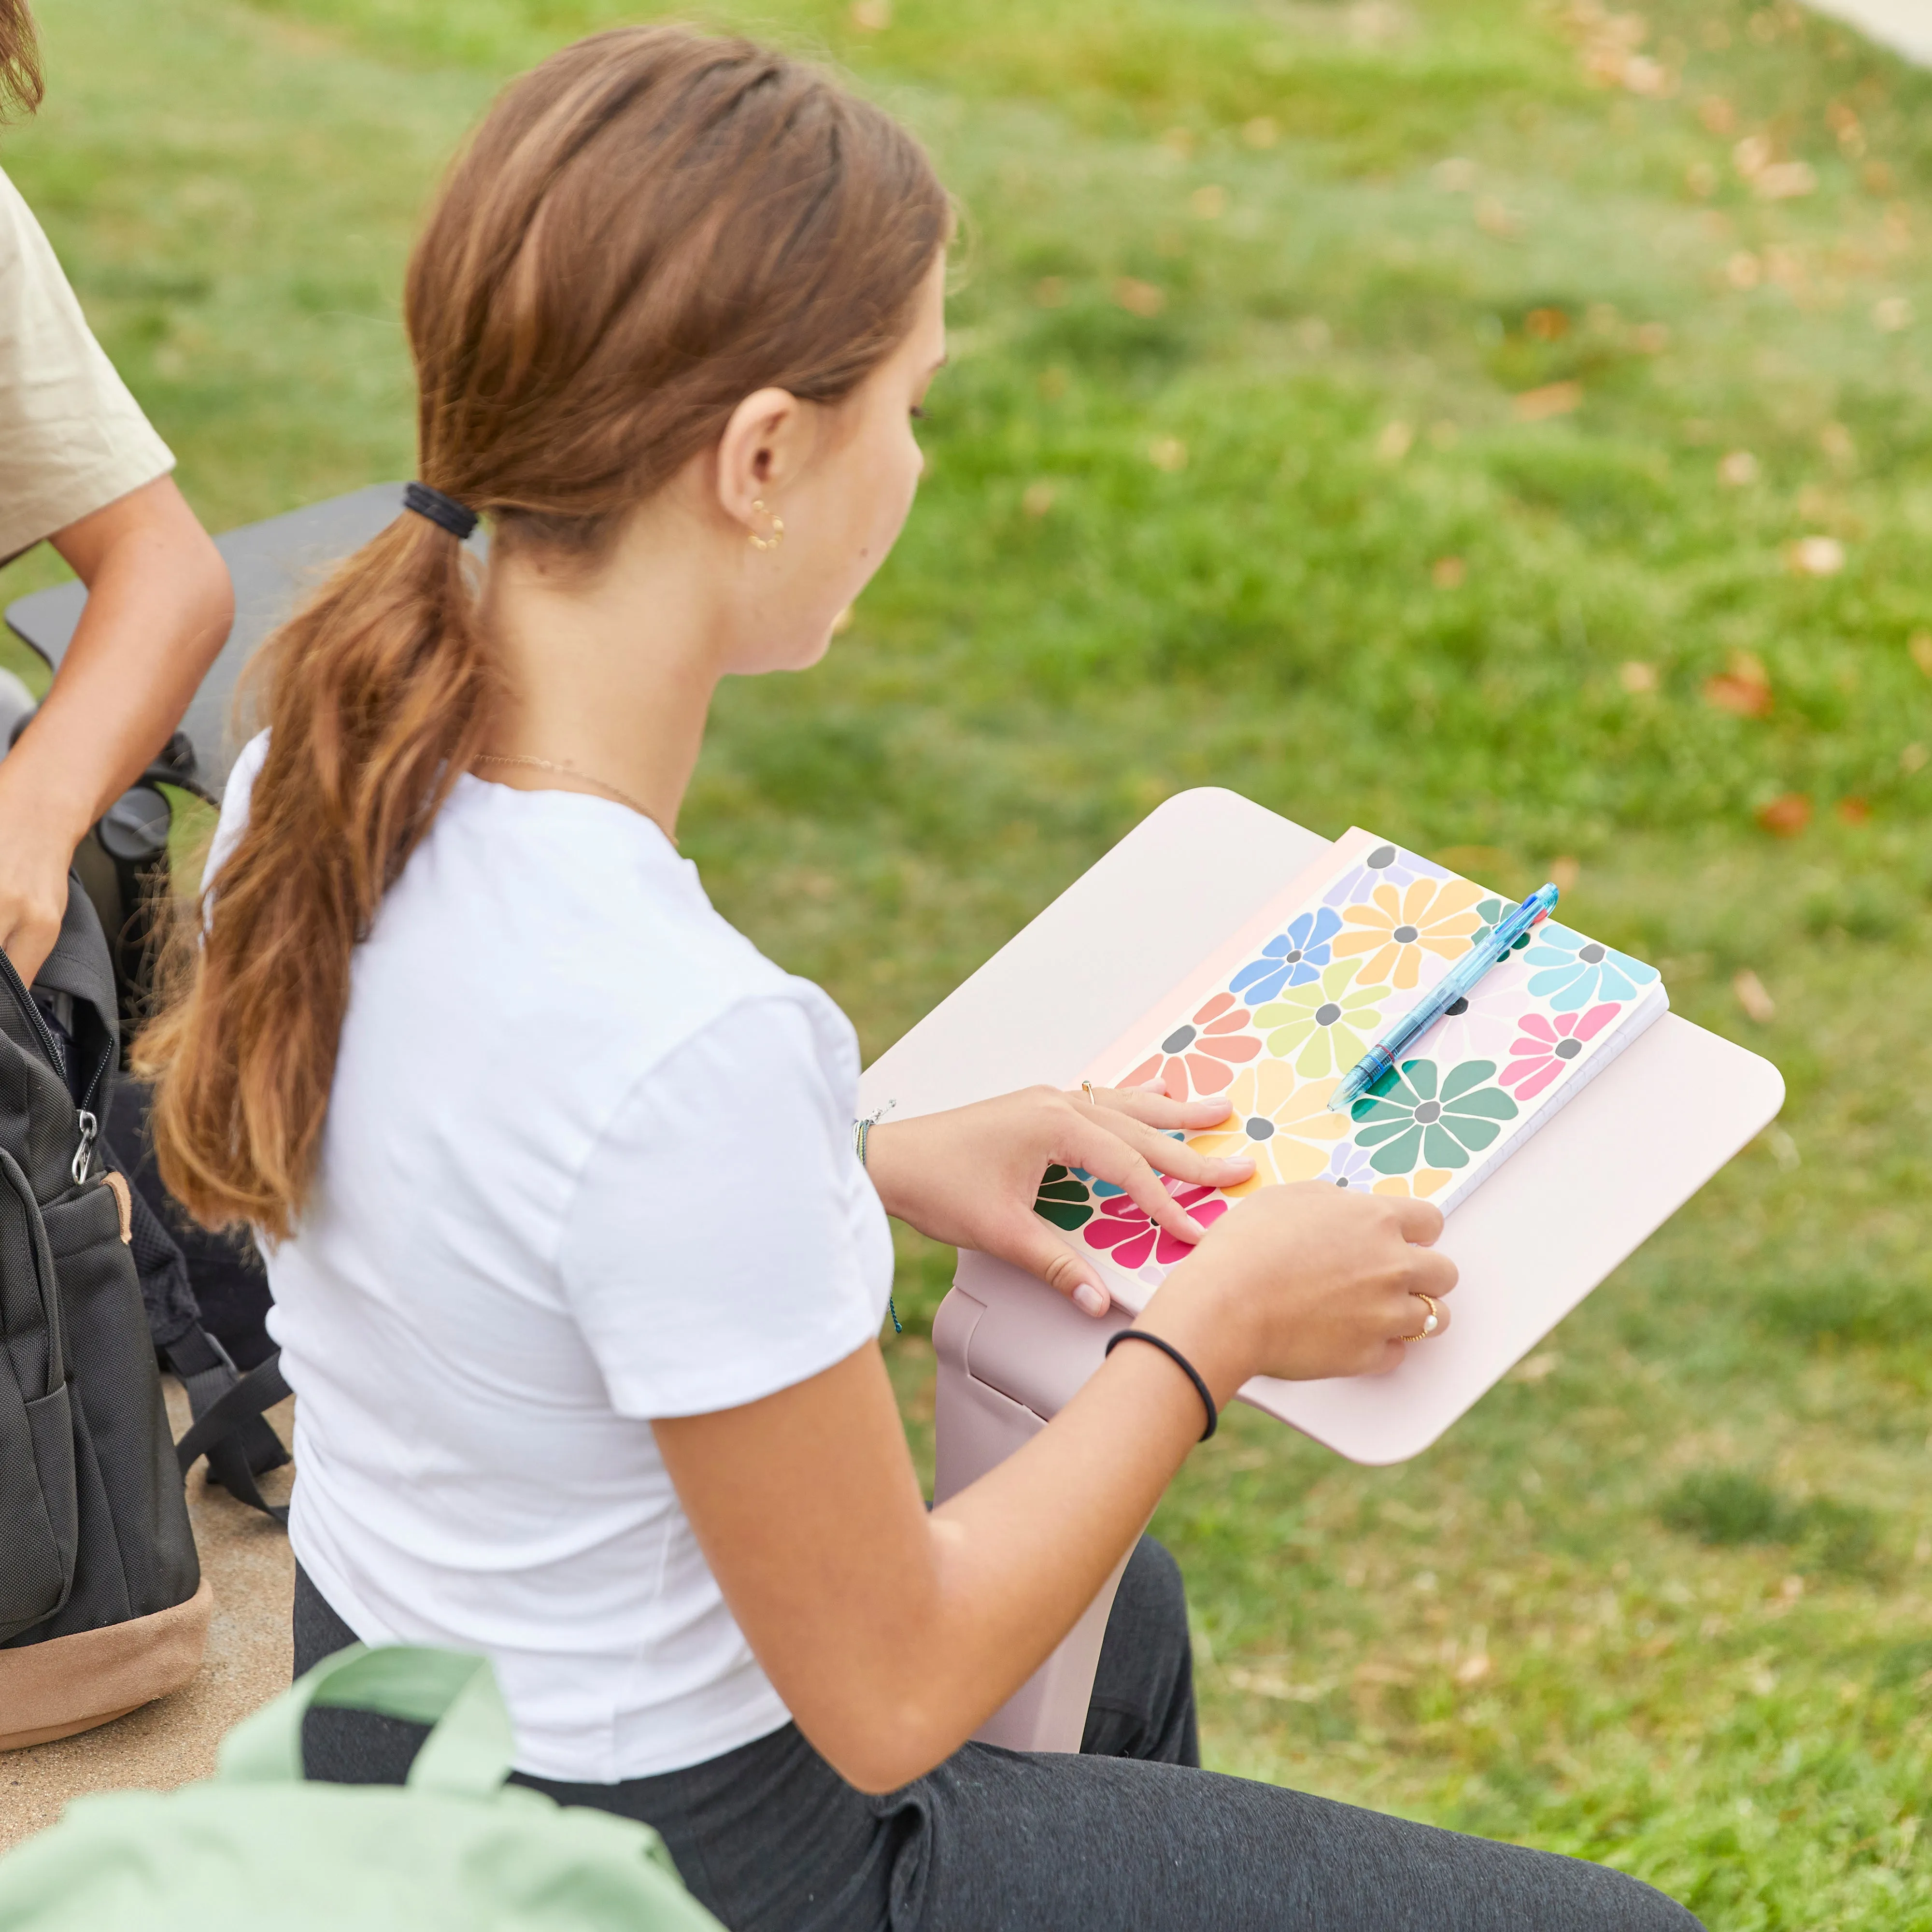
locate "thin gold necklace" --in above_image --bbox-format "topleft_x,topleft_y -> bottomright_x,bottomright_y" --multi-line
474,754 -> 678,846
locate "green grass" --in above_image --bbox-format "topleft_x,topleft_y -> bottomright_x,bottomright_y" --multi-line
6,0 -> 1932,1920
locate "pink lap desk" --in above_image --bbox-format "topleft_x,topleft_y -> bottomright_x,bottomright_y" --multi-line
857,789 -> 1784,1754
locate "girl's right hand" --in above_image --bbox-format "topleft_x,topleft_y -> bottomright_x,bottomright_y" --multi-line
1143,1181 -> 1458,1389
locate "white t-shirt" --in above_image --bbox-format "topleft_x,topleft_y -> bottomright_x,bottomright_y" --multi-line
211,734 -> 894,1782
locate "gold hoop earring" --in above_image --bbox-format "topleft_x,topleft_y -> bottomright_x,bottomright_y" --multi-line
749,499 -> 785,552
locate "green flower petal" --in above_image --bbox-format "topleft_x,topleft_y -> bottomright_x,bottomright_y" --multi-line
1421,1121 -> 1471,1169
1352,1097 -> 1413,1132
1399,1058 -> 1440,1102
1035,1200 -> 1093,1230
1445,1113 -> 1505,1153
1352,1097 -> 1414,1128
1037,1179 -> 1090,1203
1447,1086 -> 1520,1122
1369,1123 -> 1426,1173
1295,1031 -> 1339,1077
1439,1059 -> 1498,1104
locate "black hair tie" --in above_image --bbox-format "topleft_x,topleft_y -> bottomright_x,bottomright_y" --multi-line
1106,1329 -> 1218,1441
403,481 -> 479,541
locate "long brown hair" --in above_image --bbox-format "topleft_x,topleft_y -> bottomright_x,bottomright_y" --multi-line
138,26 -> 948,1239
0,0 -> 41,117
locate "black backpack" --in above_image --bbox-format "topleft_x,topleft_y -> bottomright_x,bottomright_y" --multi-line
0,881 -> 228,1747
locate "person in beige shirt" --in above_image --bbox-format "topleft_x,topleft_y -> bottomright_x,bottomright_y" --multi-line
0,0 -> 231,982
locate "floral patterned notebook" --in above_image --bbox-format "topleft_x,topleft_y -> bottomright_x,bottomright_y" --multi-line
1034,827 -> 1668,1314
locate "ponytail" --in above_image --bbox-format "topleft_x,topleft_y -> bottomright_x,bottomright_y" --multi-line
137,516 -> 496,1239
137,24 -> 948,1238
0,0 -> 41,118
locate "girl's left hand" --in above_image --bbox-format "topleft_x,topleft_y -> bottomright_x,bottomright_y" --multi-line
860,1083 -> 1253,1317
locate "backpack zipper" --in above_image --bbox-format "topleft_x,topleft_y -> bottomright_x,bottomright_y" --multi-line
0,947 -> 114,1184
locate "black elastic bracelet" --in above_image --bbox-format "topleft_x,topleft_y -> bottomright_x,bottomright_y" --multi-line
403,480 -> 480,542
1105,1329 -> 1218,1442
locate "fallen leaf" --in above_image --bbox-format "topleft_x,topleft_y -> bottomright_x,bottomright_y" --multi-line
1375,420 -> 1414,463
1788,535 -> 1845,577
1837,796 -> 1871,826
1910,633 -> 1932,677
1190,184 -> 1227,220
1242,116 -> 1279,150
1718,449 -> 1758,486
1755,161 -> 1816,200
1754,794 -> 1811,838
1352,1662 -> 1418,1688
1875,295 -> 1914,333
1476,196 -> 1522,238
1704,674 -> 1771,718
1431,555 -> 1466,589
1112,276 -> 1165,318
1454,1652 -> 1492,1685
1033,275 -> 1067,308
1619,660 -> 1659,693
850,0 -> 891,27
1514,379 -> 1583,421
1733,968 -> 1777,1023
1021,481 -> 1056,518
1147,435 -> 1188,472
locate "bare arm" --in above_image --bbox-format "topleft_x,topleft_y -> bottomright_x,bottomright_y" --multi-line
0,474 -> 232,977
655,1179 -> 1454,1793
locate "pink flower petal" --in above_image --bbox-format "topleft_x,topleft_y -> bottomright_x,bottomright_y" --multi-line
1507,1056 -> 1563,1099
1516,1011 -> 1558,1044
1195,993 -> 1238,1024
1114,1228 -> 1158,1270
1574,1001 -> 1620,1042
1501,1052 -> 1551,1089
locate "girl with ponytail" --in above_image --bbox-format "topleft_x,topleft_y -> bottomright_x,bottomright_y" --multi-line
141,28 -> 1697,1931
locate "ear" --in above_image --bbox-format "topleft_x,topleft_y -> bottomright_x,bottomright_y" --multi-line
714,387 -> 808,535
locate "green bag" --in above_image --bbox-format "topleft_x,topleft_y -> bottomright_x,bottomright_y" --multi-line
0,1646 -> 724,1932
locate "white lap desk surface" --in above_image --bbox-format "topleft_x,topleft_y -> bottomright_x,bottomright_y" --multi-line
859,787 -> 1785,1468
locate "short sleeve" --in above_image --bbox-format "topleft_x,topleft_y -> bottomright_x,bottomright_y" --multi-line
0,167 -> 174,561
557,994 -> 889,1420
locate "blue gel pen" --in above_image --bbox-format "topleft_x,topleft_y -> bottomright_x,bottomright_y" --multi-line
1326,882 -> 1561,1114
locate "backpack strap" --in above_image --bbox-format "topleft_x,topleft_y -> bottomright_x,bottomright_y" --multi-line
172,1348 -> 294,1524
218,1644 -> 514,1795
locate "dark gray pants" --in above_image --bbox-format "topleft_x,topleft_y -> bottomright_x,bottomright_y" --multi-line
294,1548 -> 1700,1932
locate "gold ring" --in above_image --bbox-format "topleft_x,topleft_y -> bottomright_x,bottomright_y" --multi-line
1398,1292 -> 1442,1343
1081,1080 -> 1098,1105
